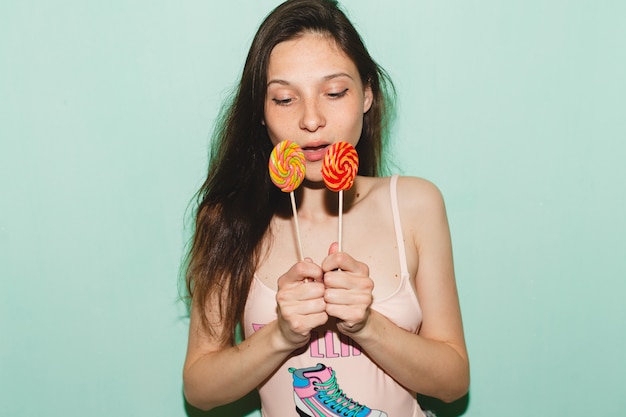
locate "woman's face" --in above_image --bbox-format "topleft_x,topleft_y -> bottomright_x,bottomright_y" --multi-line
263,32 -> 373,182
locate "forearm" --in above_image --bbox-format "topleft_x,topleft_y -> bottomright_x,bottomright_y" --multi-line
183,320 -> 294,410
350,310 -> 469,402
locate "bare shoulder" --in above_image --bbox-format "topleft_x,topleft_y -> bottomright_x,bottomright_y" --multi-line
353,175 -> 445,210
395,175 -> 446,214
353,175 -> 448,229
393,176 -> 450,250
351,175 -> 393,202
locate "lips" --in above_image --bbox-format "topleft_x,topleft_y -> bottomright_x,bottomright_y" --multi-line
301,143 -> 329,162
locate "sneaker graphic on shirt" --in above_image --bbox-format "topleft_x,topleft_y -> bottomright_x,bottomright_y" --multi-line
289,363 -> 388,417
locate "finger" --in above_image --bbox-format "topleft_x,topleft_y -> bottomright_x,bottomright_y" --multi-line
277,310 -> 329,347
327,241 -> 339,255
324,286 -> 373,306
324,304 -> 369,330
277,282 -> 326,306
278,260 -> 323,288
295,281 -> 327,300
282,311 -> 329,334
322,251 -> 369,276
285,297 -> 328,316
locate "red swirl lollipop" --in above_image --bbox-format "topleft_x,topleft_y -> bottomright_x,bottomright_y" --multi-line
322,142 -> 359,192
322,142 -> 359,251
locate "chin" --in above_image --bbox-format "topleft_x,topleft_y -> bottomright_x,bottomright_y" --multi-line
302,175 -> 325,188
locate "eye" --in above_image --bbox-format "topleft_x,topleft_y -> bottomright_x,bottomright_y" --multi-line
272,97 -> 293,106
328,88 -> 348,99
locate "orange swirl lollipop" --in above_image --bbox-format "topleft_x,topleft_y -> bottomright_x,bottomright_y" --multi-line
268,140 -> 306,260
269,140 -> 306,192
322,141 -> 359,192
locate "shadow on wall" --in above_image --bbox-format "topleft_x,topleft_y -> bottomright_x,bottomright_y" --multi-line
184,391 -> 261,417
419,392 -> 470,417
184,391 -> 469,416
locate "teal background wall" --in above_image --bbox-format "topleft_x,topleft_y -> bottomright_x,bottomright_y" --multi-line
2,1 -> 625,416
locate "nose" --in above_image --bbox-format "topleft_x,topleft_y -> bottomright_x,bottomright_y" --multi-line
299,97 -> 326,132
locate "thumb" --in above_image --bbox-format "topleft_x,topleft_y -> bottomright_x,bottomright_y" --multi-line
328,242 -> 339,255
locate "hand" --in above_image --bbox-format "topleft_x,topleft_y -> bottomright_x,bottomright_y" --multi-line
276,259 -> 328,349
322,243 -> 374,335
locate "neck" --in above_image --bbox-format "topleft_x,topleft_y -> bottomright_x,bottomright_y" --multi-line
293,178 -> 360,222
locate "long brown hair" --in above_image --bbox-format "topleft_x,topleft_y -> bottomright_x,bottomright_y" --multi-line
185,0 -> 395,345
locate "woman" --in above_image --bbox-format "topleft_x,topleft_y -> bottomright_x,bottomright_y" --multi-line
183,1 -> 469,416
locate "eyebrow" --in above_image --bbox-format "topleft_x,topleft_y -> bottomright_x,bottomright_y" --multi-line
266,72 -> 354,88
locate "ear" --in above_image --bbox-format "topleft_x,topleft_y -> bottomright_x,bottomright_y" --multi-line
363,84 -> 373,114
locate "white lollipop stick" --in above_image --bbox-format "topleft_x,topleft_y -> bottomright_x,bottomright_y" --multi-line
321,142 -> 358,254
338,189 -> 344,252
290,191 -> 304,261
269,140 -> 306,261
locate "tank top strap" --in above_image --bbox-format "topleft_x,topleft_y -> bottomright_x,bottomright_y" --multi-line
389,175 -> 409,277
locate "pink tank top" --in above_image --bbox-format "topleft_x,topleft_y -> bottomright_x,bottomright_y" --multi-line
243,175 -> 425,417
